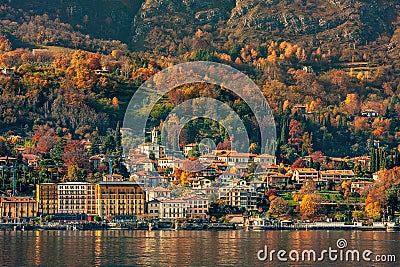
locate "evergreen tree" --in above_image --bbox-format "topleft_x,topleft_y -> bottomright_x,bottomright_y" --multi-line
101,135 -> 115,156
114,122 -> 122,154
89,135 -> 101,156
280,117 -> 288,144
50,138 -> 66,165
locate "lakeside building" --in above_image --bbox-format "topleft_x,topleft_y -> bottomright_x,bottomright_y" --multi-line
159,199 -> 187,219
145,199 -> 161,219
57,182 -> 96,216
36,183 -> 58,215
183,195 -> 209,219
219,180 -> 257,210
0,196 -> 37,222
95,181 -> 145,219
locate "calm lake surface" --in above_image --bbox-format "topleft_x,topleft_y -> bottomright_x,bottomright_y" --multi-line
0,230 -> 399,266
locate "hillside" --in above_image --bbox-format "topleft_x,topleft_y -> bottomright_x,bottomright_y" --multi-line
0,0 -> 398,161
134,0 -> 398,55
0,1 -> 398,57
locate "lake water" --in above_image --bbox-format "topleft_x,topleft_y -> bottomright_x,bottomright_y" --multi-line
0,230 -> 399,266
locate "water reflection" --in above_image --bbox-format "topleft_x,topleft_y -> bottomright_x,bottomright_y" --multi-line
0,230 -> 399,266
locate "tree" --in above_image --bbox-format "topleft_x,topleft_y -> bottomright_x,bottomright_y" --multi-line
268,197 -> 289,218
288,119 -> 303,152
365,202 -> 381,221
63,165 -> 86,182
386,186 -> 400,216
352,210 -> 364,222
187,145 -> 200,158
364,192 -> 381,221
89,135 -> 101,156
0,35 -> 11,53
300,194 -> 317,218
62,140 -> 88,169
341,180 -> 351,199
50,138 -> 66,165
279,144 -> 299,164
301,132 -> 313,155
334,212 -> 347,222
67,50 -> 97,90
35,128 -> 56,154
114,122 -> 122,153
292,158 -> 306,168
249,143 -> 257,154
101,134 -> 115,155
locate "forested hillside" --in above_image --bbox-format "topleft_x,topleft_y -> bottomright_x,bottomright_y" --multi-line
0,0 -> 399,162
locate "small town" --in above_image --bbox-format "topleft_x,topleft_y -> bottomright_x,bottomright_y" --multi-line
0,1 -> 399,265
0,126 -> 398,232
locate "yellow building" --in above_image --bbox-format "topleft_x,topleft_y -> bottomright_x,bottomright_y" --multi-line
95,181 -> 145,219
0,196 -> 38,222
36,183 -> 58,215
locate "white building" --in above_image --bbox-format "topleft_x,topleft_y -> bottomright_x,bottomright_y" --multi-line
57,182 -> 95,215
146,199 -> 160,218
218,151 -> 256,166
157,157 -> 184,170
159,199 -> 187,219
292,168 -> 319,183
254,154 -> 276,165
138,128 -> 164,159
146,187 -> 171,201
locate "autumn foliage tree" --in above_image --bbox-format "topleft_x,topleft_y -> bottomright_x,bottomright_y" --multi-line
62,140 -> 88,169
288,119 -> 303,152
268,196 -> 289,218
300,194 -> 317,218
365,193 -> 381,221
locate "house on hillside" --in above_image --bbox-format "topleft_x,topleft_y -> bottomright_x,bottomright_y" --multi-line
254,154 -> 276,165
361,109 -> 379,118
292,168 -> 319,183
320,170 -> 355,184
0,67 -> 15,75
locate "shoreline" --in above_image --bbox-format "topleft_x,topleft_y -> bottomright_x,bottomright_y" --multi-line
1,221 -> 398,232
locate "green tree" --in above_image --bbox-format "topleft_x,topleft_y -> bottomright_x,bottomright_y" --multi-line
89,135 -> 101,156
50,138 -> 66,165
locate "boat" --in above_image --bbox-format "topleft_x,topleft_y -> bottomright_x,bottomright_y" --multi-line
251,218 -> 272,230
386,222 -> 399,232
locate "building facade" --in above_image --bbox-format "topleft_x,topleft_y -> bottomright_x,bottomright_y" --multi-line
0,196 -> 37,222
36,183 -> 58,215
159,199 -> 187,219
57,182 -> 96,215
184,195 -> 209,219
95,182 -> 145,219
